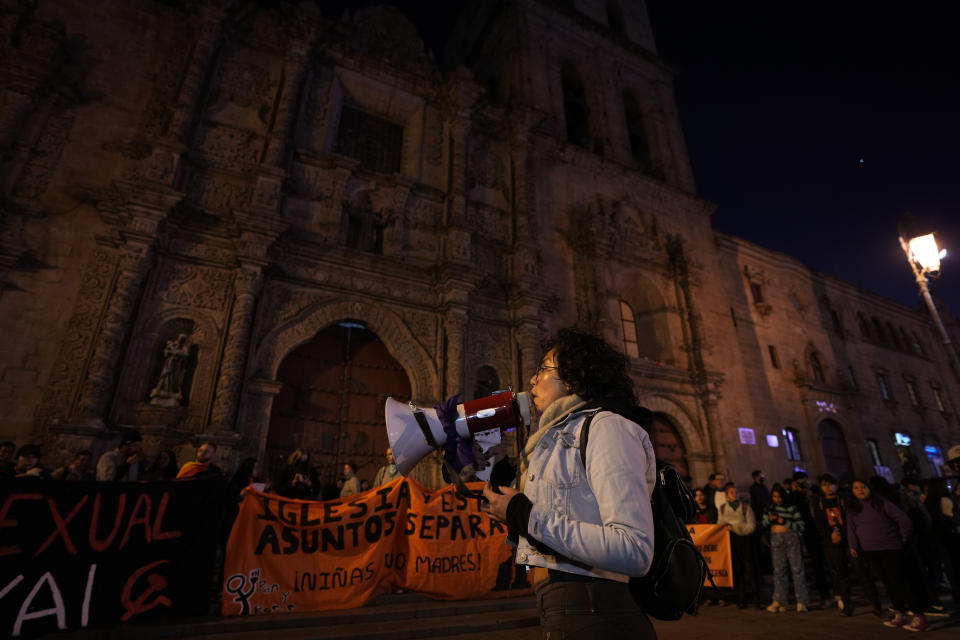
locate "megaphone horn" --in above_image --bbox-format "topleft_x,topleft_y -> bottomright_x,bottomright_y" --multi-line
384,391 -> 532,478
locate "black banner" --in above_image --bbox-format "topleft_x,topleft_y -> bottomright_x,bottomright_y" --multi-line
0,477 -> 226,637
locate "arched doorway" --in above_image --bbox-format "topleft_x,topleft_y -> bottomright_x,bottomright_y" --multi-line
265,321 -> 411,495
651,413 -> 689,481
818,419 -> 854,484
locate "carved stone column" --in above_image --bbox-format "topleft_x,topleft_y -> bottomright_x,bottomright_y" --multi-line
262,47 -> 310,167
73,245 -> 155,425
515,322 -> 542,387
443,311 -> 469,398
209,266 -> 263,431
166,8 -> 225,143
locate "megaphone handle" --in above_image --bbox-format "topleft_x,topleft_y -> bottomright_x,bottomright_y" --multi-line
412,409 -> 480,498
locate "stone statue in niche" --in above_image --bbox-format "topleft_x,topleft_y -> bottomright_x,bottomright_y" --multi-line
150,334 -> 191,406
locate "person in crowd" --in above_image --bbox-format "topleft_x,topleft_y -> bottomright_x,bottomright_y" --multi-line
340,462 -> 361,498
96,431 -> 141,481
276,448 -> 318,500
925,477 -> 960,607
142,449 -> 179,481
227,457 -> 259,502
480,328 -> 657,638
704,472 -> 726,512
847,477 -> 927,631
897,474 -> 941,613
221,456 -> 261,543
792,470 -> 831,606
373,447 -> 400,487
750,469 -> 771,514
0,440 -> 15,478
50,450 -> 94,481
762,483 -> 809,612
813,473 -> 852,614
12,444 -> 46,478
176,441 -> 224,479
690,487 -> 718,524
718,482 -> 760,609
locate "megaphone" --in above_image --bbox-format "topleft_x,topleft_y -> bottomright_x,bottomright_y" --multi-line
385,390 -> 532,482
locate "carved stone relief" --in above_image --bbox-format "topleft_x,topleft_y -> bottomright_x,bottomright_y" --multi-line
154,260 -> 232,311
34,248 -> 120,428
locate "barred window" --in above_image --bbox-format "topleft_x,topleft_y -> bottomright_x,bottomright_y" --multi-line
336,106 -> 403,174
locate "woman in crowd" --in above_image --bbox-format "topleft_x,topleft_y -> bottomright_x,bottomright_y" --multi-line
276,448 -> 318,500
847,478 -> 927,631
142,449 -> 179,480
480,328 -> 657,639
762,483 -> 808,613
689,488 -> 718,524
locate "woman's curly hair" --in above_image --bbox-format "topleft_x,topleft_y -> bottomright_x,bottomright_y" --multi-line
542,327 -> 636,406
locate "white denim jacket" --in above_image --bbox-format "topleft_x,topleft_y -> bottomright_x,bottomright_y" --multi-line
516,408 -> 656,582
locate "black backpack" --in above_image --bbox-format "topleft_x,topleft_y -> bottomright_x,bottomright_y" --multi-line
580,408 -> 710,621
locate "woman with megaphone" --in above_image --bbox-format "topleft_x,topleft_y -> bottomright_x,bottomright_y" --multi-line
481,328 -> 657,639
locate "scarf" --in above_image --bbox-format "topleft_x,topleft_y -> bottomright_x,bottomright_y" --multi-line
518,394 -> 590,491
176,461 -> 210,479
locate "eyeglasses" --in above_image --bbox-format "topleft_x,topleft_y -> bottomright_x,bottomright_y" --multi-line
533,364 -> 559,383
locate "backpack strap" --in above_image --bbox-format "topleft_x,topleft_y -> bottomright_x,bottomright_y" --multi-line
578,408 -> 603,468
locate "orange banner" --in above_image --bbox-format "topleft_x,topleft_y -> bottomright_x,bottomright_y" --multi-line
689,524 -> 733,587
222,477 -> 531,615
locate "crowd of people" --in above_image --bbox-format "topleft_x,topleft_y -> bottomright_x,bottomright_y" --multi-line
690,467 -> 960,632
0,434 -> 404,503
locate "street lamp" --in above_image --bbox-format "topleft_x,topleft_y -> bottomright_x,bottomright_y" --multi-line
898,218 -> 960,378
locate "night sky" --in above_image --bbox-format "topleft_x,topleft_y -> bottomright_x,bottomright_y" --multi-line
340,0 -> 960,315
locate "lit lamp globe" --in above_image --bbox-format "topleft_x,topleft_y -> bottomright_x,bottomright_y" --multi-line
906,232 -> 947,274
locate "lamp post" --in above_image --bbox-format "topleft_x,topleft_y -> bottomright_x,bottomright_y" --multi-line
898,227 -> 960,378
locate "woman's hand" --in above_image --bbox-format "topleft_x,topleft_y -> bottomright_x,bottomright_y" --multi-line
849,548 -> 858,558
482,483 -> 520,522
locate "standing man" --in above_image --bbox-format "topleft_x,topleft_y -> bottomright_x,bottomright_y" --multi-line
373,448 -> 399,487
0,441 -> 15,478
814,473 -> 855,614
750,470 -> 771,514
718,482 -> 760,609
704,472 -> 727,512
793,470 -> 831,605
51,450 -> 95,481
340,462 -> 361,497
176,441 -> 224,479
96,431 -> 142,481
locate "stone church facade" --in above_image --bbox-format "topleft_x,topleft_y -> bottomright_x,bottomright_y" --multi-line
1,0 -> 957,489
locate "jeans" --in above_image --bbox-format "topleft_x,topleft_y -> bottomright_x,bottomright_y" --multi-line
860,549 -> 919,613
823,543 -> 851,604
771,530 -> 808,605
536,573 -> 657,640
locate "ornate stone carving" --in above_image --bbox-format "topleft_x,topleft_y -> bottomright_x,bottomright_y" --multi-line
194,124 -> 261,170
12,109 -> 76,200
154,261 -> 232,311
209,268 -> 263,429
424,105 -> 443,166
74,248 -> 156,422
35,248 -> 120,428
205,48 -> 276,126
254,299 -> 439,402
185,171 -> 252,214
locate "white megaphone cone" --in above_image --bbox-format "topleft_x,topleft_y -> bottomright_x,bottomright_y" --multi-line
384,391 -> 532,480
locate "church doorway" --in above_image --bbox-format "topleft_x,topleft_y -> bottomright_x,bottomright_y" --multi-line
651,413 -> 689,482
265,321 -> 411,496
818,419 -> 854,484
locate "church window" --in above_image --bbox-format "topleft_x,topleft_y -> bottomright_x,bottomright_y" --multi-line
336,106 -> 404,174
768,345 -> 779,368
782,428 -> 802,461
857,313 -> 871,339
620,300 -> 639,358
876,373 -> 890,400
810,352 -> 825,383
905,380 -> 919,406
624,93 -> 653,170
562,62 -> 592,148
